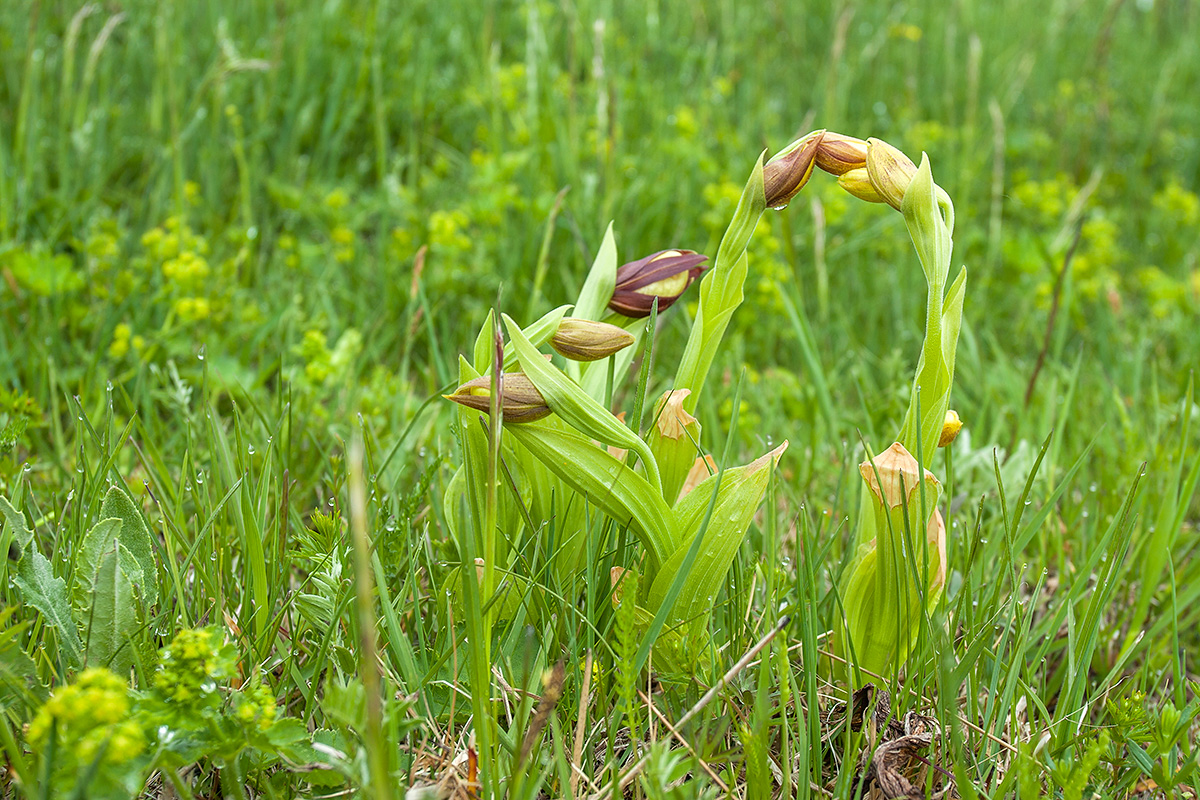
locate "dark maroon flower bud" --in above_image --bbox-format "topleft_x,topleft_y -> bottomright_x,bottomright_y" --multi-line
608,249 -> 708,318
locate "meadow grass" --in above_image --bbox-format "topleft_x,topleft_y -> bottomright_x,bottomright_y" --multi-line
1,1 -> 1199,797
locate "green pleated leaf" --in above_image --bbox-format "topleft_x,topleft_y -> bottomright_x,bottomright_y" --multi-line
98,485 -> 158,606
85,541 -> 140,675
15,551 -> 83,667
647,442 -> 786,627
507,422 -> 674,573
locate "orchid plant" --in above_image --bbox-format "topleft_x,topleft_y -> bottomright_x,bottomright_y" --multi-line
442,129 -> 966,683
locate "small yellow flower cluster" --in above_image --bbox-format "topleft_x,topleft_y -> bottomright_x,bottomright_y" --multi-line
1153,181 -> 1200,228
277,233 -> 300,268
331,225 -> 356,263
27,669 -> 145,767
154,628 -> 232,705
141,216 -> 210,265
324,188 -> 350,211
162,250 -> 211,286
1011,173 -> 1077,223
234,680 -> 278,731
173,296 -> 212,322
108,323 -> 147,359
429,209 -> 471,252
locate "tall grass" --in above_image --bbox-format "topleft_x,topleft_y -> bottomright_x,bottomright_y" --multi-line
1,1 -> 1199,797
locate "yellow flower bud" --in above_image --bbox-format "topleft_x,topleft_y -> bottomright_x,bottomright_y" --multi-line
865,138 -> 918,211
938,409 -> 963,447
837,167 -> 887,204
549,317 -> 635,362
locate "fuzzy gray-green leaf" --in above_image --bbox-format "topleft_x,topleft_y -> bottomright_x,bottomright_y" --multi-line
85,540 -> 140,675
15,551 -> 83,667
0,497 -> 33,560
98,485 -> 158,606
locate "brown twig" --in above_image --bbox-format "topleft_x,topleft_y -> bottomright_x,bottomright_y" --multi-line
1022,218 -> 1085,411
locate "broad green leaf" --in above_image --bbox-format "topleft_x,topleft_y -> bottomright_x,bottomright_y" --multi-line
647,442 -> 786,626
15,552 -> 83,667
0,608 -> 41,707
85,541 -> 140,675
77,518 -> 122,594
98,485 -> 158,606
503,313 -> 663,494
507,422 -> 675,573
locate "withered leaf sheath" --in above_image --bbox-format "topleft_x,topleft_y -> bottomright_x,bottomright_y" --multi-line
549,317 -> 635,362
608,250 -> 708,318
763,129 -> 824,209
445,373 -> 551,423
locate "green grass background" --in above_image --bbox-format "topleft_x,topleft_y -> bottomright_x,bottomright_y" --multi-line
1,0 -> 1199,797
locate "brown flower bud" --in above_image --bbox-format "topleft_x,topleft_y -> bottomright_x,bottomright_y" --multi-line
549,317 -> 635,362
444,373 -> 551,423
938,410 -> 963,447
763,130 -> 825,209
814,132 -> 869,176
865,138 -> 918,211
608,249 -> 708,318
837,168 -> 887,204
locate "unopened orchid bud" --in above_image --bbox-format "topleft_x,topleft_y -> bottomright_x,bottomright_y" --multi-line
860,442 -> 940,511
938,410 -> 963,447
550,317 -> 635,362
609,250 -> 708,318
865,138 -> 918,211
836,442 -> 946,676
445,373 -> 551,423
815,132 -> 869,176
763,130 -> 825,209
837,168 -> 887,204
